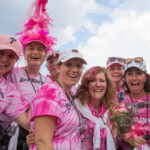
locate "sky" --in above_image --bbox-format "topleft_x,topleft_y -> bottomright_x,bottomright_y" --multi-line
0,0 -> 150,75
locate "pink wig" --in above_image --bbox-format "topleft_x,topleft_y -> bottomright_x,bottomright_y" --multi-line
16,0 -> 56,53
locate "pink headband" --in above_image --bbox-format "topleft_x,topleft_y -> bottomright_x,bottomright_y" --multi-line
16,0 -> 56,53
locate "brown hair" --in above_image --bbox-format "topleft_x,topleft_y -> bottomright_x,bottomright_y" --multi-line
74,66 -> 115,109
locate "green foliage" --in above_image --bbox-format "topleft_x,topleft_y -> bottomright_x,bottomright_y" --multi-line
110,109 -> 134,133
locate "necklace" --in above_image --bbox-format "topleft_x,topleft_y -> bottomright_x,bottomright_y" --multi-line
130,94 -> 149,125
25,67 -> 43,93
56,81 -> 82,127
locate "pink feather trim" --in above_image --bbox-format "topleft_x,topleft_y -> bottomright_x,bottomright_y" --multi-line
16,0 -> 56,53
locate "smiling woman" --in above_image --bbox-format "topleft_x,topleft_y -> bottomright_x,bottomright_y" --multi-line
0,50 -> 18,77
121,57 -> 150,150
6,0 -> 56,149
74,66 -> 116,150
6,40 -> 52,150
106,57 -> 125,103
29,49 -> 87,150
0,34 -> 30,149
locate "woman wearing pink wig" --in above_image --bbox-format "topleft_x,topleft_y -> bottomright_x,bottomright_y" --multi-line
7,0 -> 56,149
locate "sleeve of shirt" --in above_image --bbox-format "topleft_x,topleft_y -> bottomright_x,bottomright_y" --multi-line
30,83 -> 62,124
6,67 -> 20,85
3,86 -> 30,122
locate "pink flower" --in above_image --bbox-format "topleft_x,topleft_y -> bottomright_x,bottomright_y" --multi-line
125,119 -> 150,139
113,102 -> 128,114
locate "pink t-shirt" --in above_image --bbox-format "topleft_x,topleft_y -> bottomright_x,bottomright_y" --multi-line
122,93 -> 150,149
0,77 -> 29,126
30,81 -> 81,150
124,93 -> 150,125
7,67 -> 52,104
81,104 -> 110,150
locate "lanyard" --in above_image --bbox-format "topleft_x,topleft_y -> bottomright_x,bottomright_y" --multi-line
25,67 -> 43,93
130,94 -> 149,125
56,81 -> 81,128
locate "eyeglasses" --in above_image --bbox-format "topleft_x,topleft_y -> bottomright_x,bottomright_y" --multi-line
124,57 -> 143,64
107,57 -> 124,64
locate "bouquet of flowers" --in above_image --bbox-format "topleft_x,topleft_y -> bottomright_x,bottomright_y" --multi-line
110,102 -> 150,139
110,102 -> 134,133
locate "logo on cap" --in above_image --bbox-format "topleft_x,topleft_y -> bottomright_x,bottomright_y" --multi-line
10,37 -> 17,44
72,49 -> 78,53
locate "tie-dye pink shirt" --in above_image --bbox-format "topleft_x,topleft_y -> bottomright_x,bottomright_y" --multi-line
124,93 -> 150,125
0,77 -> 29,126
7,67 -> 52,104
122,93 -> 150,149
30,81 -> 81,150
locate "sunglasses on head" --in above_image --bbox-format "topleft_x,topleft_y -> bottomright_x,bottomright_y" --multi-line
107,57 -> 124,64
124,57 -> 143,64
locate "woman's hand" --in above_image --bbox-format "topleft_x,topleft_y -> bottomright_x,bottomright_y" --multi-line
110,122 -> 118,149
122,133 -> 147,149
26,131 -> 35,148
110,122 -> 118,138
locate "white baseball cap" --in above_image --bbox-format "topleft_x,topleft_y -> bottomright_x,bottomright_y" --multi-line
58,49 -> 87,64
124,58 -> 146,72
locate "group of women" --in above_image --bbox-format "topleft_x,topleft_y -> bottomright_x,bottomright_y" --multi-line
0,0 -> 150,149
0,33 -> 150,150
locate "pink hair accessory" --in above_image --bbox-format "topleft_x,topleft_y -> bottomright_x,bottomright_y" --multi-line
16,0 -> 56,53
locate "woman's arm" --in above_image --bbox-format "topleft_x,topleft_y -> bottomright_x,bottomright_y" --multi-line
34,115 -> 56,150
15,108 -> 31,130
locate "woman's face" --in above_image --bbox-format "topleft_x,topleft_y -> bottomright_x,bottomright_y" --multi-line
24,41 -> 46,67
88,72 -> 107,101
0,50 -> 17,77
58,58 -> 83,89
47,56 -> 59,80
108,64 -> 124,83
125,67 -> 147,96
